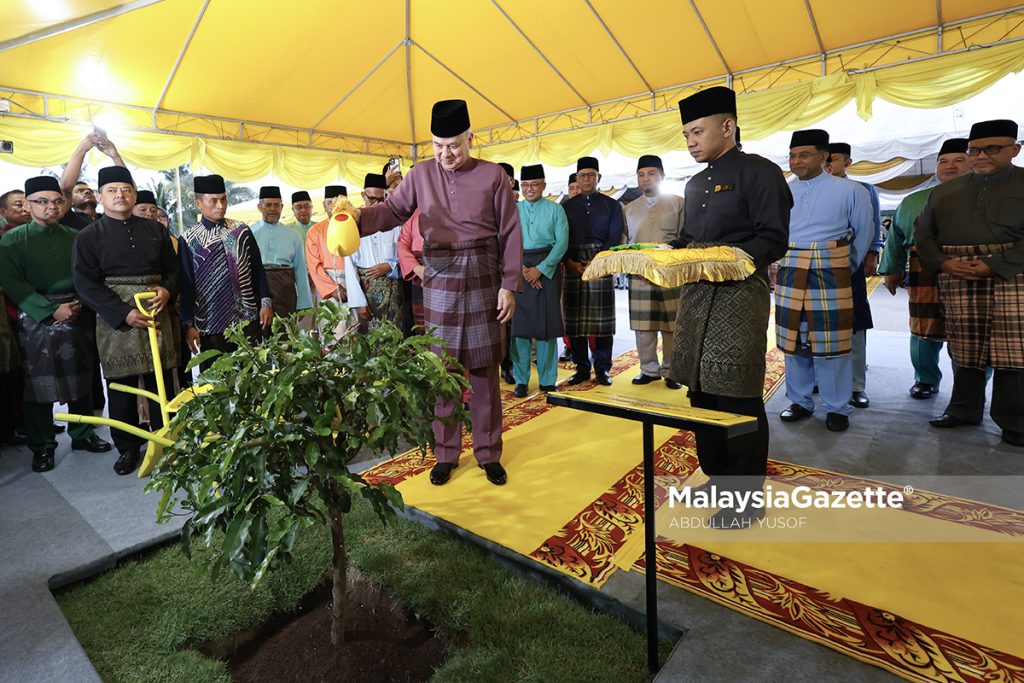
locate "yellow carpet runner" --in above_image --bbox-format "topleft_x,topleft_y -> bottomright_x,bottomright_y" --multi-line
362,278 -> 1024,681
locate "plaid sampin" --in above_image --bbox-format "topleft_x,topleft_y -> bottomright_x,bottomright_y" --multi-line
937,242 -> 1024,370
775,240 -> 854,357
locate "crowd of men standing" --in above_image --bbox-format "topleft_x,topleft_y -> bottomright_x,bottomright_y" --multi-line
0,96 -> 1020,501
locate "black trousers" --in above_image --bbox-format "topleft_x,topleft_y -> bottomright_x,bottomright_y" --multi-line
0,370 -> 24,442
106,369 -> 175,454
688,390 -> 769,492
944,366 -> 1024,433
198,322 -> 260,371
177,326 -> 192,389
571,335 -> 613,374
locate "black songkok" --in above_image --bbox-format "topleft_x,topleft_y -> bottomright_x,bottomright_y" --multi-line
678,86 -> 736,125
789,129 -> 830,149
135,190 -> 157,206
324,185 -> 347,199
291,191 -> 311,203
520,164 -> 544,180
430,99 -> 471,137
828,142 -> 852,157
576,156 -> 599,172
259,186 -> 282,200
969,119 -> 1018,141
636,154 -> 664,172
98,166 -> 135,188
363,173 -> 387,190
24,176 -> 61,196
937,138 -> 968,156
193,174 -> 226,194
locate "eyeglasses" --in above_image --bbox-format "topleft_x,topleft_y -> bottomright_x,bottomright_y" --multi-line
966,143 -> 1018,156
364,196 -> 386,205
27,198 -> 66,207
576,172 -> 598,179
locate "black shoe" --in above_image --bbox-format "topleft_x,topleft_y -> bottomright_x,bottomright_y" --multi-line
31,449 -> 55,473
632,374 -> 658,385
540,384 -> 556,392
113,449 -> 141,476
711,505 -> 765,529
849,391 -> 870,409
826,412 -> 849,432
567,370 -> 591,385
513,384 -> 528,398
664,379 -> 683,390
501,367 -> 515,385
929,413 -> 980,428
479,462 -> 507,486
1002,430 -> 1024,448
54,423 -> 66,434
595,370 -> 612,386
780,403 -> 813,422
429,462 -> 457,486
558,349 -> 573,363
72,435 -> 113,453
909,382 -> 938,399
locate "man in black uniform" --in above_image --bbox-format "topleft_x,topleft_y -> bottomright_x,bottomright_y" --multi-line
669,86 -> 791,526
73,167 -> 180,475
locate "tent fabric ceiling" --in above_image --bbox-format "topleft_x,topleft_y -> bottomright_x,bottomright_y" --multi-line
1,0 -> 1022,151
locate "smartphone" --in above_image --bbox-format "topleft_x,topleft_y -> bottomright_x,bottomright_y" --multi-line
388,157 -> 400,172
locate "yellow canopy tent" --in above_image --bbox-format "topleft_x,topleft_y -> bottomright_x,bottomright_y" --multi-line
0,0 -> 1022,185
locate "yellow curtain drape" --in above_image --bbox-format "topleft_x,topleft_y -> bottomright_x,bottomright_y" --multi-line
848,157 -> 908,175
478,42 -> 1024,166
1,41 -> 1021,179
858,40 -> 1024,118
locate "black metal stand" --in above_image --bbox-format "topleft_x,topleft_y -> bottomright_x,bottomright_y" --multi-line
545,391 -> 757,676
642,420 -> 658,673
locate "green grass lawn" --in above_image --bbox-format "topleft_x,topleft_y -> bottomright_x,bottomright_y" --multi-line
57,500 -> 675,682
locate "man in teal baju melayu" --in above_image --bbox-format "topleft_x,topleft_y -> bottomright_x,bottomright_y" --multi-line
251,186 -> 313,318
509,164 -> 568,397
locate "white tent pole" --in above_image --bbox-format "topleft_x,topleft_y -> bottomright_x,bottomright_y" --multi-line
310,41 -> 404,131
0,0 -> 164,53
153,0 -> 210,126
493,0 -> 590,107
404,0 -> 417,153
174,165 -> 185,235
584,0 -> 655,95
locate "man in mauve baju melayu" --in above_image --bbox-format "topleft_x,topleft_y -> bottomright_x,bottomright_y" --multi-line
356,99 -> 523,487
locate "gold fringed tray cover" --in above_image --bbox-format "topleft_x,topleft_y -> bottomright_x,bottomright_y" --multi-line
582,245 -> 754,287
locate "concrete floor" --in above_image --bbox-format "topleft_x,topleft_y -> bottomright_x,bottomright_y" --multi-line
1,284 -> 1020,683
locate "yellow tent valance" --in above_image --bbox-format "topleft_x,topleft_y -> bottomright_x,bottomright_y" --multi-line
476,41 -> 1024,168
0,116 -> 396,188
2,41 -> 1022,181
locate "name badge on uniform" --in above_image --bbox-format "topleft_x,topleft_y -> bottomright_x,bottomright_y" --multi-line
713,184 -> 734,193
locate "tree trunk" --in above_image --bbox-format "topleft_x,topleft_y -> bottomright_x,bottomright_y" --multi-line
329,502 -> 346,647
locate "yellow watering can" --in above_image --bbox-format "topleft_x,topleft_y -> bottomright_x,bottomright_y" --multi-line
56,291 -> 211,477
326,201 -> 361,257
